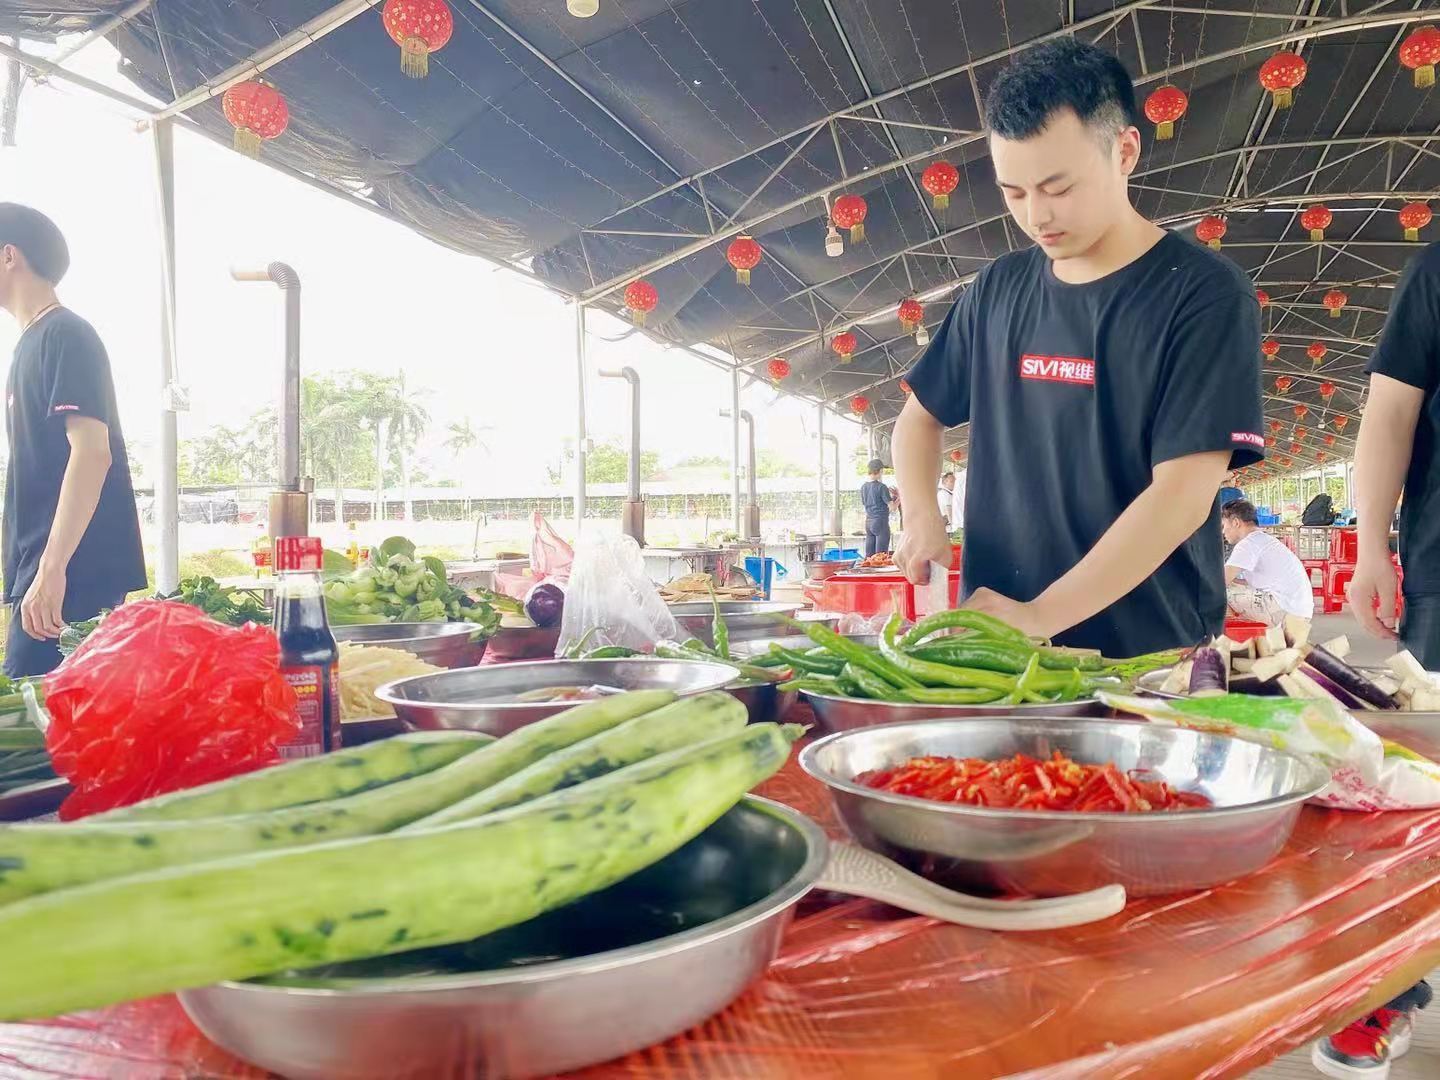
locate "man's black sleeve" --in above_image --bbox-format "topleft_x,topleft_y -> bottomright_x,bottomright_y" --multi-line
907,276 -> 982,428
1150,282 -> 1265,469
1368,245 -> 1440,392
42,320 -> 117,427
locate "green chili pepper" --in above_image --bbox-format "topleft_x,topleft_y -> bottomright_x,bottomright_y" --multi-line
1004,653 -> 1042,705
680,637 -> 712,654
564,626 -> 600,659
900,686 -> 1009,705
842,663 -> 908,702
778,676 -> 843,695
881,613 -> 1017,691
769,645 -> 846,676
708,585 -> 730,660
785,617 -> 924,690
583,646 -> 639,659
901,609 -> 1031,649
909,638 -> 1093,673
746,652 -> 792,669
655,644 -> 786,684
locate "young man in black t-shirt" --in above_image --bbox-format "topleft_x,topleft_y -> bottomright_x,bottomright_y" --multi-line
858,458 -> 896,557
0,204 -> 146,676
894,40 -> 1263,658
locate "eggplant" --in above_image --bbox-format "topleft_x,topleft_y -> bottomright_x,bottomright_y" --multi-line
1297,664 -> 1368,711
1187,647 -> 1228,697
1303,644 -> 1398,710
523,582 -> 566,628
1283,616 -> 1312,650
1251,648 -> 1301,683
1319,635 -> 1351,660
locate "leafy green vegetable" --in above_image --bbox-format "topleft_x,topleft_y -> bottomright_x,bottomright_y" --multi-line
322,538 -> 498,637
165,577 -> 270,627
377,536 -> 416,563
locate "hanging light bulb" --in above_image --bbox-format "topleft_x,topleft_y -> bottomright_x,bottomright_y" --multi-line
567,0 -> 599,16
824,224 -> 844,257
914,325 -> 930,347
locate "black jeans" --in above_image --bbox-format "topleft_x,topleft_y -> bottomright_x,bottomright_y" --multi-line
4,591 -> 123,678
1401,593 -> 1440,670
864,516 -> 891,558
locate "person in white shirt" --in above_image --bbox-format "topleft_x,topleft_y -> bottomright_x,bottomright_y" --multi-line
1221,499 -> 1314,624
937,473 -> 956,530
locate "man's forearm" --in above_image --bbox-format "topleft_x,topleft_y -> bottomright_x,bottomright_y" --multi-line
893,398 -> 945,526
38,446 -> 110,574
1353,390 -> 1418,560
1033,457 -> 1228,637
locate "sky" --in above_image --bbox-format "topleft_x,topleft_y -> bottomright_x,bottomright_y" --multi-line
0,41 -> 868,491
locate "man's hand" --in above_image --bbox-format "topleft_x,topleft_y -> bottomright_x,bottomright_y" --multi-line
20,563 -> 67,641
964,587 -> 1054,639
1347,552 -> 1400,641
895,513 -> 951,586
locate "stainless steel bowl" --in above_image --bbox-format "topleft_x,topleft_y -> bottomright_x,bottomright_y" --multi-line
800,718 -> 1328,897
178,797 -> 827,1080
725,681 -> 798,724
802,688 -> 1108,732
376,658 -> 740,736
487,623 -> 562,661
730,633 -> 879,659
670,601 -> 803,647
804,559 -> 854,581
333,623 -> 487,670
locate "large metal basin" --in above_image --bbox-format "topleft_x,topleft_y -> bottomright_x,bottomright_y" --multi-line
178,797 -> 827,1080
801,688 -> 1107,732
333,623 -> 487,670
669,601 -> 804,647
376,658 -> 738,736
801,718 -> 1327,897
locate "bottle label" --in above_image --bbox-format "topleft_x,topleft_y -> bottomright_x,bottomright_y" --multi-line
280,664 -> 339,758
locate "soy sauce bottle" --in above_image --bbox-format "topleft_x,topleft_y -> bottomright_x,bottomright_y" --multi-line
274,535 -> 341,757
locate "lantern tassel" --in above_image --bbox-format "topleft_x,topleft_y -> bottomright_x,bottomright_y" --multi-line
1272,88 -> 1293,109
400,37 -> 430,79
1330,307 -> 1341,318
932,193 -> 949,211
850,223 -> 865,243
736,268 -> 750,286
233,126 -> 263,158
1407,226 -> 1421,241
631,310 -> 647,327
1207,238 -> 1221,251
1310,228 -> 1325,243
1156,120 -> 1174,140
1417,64 -> 1436,89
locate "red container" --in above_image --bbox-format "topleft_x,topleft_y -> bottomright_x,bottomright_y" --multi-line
949,543 -> 963,571
1222,619 -> 1268,643
1331,528 -> 1358,564
802,571 -> 961,621
1324,565 -> 1352,615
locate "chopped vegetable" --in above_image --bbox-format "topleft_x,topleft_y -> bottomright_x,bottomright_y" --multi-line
337,643 -> 441,719
1187,647 -> 1229,697
1302,644 -> 1397,710
857,751 -> 1211,812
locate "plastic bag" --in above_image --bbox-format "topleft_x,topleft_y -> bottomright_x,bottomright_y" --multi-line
43,600 -> 299,820
556,534 -> 678,656
1102,692 -> 1440,811
494,511 -> 574,602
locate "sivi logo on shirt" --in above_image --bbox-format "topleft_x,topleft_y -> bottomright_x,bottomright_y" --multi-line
1018,354 -> 1096,387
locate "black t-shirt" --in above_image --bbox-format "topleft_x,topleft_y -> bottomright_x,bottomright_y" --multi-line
860,479 -> 891,520
3,308 -> 146,605
909,233 -> 1264,657
1367,242 -> 1440,597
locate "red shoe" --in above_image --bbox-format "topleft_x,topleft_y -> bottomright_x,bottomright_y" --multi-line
1311,1008 -> 1413,1079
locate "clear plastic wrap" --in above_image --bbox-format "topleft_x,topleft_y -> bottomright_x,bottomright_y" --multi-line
8,704 -> 1440,1078
556,534 -> 678,656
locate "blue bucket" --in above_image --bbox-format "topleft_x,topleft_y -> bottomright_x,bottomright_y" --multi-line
743,556 -> 788,600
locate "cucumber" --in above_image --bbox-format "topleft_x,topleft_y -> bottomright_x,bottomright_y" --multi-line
0,722 -> 798,1021
408,691 -> 746,828
91,731 -> 493,823
0,690 -> 676,903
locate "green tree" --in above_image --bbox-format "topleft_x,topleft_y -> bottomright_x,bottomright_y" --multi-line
755,449 -> 812,479
585,440 -> 659,484
348,371 -> 430,522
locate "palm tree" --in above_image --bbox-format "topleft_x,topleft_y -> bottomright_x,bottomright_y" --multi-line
348,372 -> 429,523
389,371 -> 430,521
444,418 -> 492,516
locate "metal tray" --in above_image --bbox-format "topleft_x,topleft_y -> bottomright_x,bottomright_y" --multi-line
178,797 -> 828,1080
800,718 -> 1327,898
334,623 -> 488,670
376,658 -> 739,736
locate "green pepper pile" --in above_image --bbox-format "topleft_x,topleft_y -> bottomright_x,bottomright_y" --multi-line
322,536 -> 499,635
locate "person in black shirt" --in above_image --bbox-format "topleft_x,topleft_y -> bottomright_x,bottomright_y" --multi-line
858,458 -> 896,557
894,40 -> 1263,658
1,204 -> 146,676
1348,242 -> 1440,668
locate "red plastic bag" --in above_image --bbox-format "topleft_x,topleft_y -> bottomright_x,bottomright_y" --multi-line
495,511 -> 574,601
43,600 -> 299,820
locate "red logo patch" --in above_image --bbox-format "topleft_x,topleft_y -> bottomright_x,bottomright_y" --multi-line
1018,354 -> 1096,386
1231,431 -> 1264,448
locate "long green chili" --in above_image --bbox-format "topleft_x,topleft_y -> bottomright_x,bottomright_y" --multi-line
901,609 -> 1031,649
708,584 -> 730,660
785,618 -> 924,690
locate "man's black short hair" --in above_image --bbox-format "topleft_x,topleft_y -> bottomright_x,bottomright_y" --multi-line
0,203 -> 70,285
866,458 -> 885,474
984,38 -> 1139,143
1222,499 -> 1258,525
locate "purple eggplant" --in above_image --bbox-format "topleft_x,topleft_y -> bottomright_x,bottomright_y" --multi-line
1297,663 -> 1367,711
1302,644 -> 1397,710
1187,646 -> 1228,697
523,582 -> 566,628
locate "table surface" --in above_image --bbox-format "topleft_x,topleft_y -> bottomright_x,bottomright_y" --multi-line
6,708 -> 1440,1080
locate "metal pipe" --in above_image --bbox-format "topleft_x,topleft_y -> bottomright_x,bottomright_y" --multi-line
599,368 -> 641,502
574,304 -> 588,533
816,405 -> 826,535
152,118 -> 180,594
730,368 -> 742,537
46,0 -> 154,69
719,408 -> 758,504
232,263 -> 302,490
822,434 -> 842,537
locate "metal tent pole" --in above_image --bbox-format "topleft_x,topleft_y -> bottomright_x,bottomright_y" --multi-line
151,118 -> 180,593
600,367 -> 643,544
730,367 -> 742,537
816,405 -> 826,535
574,304 -> 588,534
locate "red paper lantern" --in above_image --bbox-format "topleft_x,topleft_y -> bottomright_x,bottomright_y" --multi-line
1256,288 -> 1270,307
1307,341 -> 1328,365
222,80 -> 289,158
1294,404 -> 1310,419
1333,414 -> 1350,431
1290,441 -> 1302,454
849,395 -> 870,416
1280,456 -> 1293,468
1269,419 -> 1284,433
1300,205 -> 1332,243
766,357 -> 791,383
1195,216 -> 1227,250
1259,51 -> 1307,109
1316,451 -> 1328,464
623,279 -> 658,327
726,235 -> 763,285
1400,25 -> 1440,88
1261,339 -> 1280,359
382,0 -> 453,79
1318,381 -> 1337,400
1144,85 -> 1189,141
897,297 -> 924,332
1265,435 -> 1277,448
949,449 -> 964,464
1324,434 -> 1337,447
1275,375 -> 1294,393
831,194 -> 868,243
1322,289 -> 1348,318
1399,201 -> 1432,241
899,378 -> 913,395
921,161 -> 959,210
831,331 -> 857,362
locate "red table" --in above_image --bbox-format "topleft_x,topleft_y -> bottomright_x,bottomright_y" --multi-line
8,706 -> 1440,1079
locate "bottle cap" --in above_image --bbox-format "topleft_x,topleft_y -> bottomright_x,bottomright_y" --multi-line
275,535 -> 323,572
